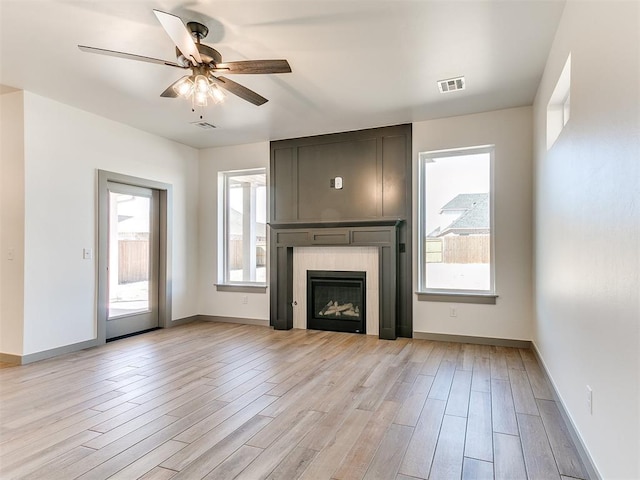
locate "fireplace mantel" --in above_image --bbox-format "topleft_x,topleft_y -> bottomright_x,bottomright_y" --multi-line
269,219 -> 403,230
269,222 -> 402,340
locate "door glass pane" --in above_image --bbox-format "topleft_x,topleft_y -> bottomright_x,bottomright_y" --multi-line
108,192 -> 151,318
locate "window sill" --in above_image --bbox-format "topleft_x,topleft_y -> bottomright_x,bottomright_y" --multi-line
416,291 -> 497,305
215,284 -> 268,293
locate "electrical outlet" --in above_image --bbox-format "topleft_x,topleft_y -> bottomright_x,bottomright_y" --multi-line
449,305 -> 457,317
586,385 -> 593,414
241,295 -> 248,304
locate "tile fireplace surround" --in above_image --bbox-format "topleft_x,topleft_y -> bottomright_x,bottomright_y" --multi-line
293,246 -> 379,336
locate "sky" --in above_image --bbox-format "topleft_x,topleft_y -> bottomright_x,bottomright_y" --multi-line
423,151 -> 490,232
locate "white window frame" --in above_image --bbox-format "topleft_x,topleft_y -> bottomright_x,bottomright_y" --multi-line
417,145 -> 497,303
218,168 -> 267,288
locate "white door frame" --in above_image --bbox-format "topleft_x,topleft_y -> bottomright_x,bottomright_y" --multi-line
97,170 -> 172,344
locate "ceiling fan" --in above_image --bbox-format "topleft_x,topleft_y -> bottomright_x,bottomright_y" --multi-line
78,10 -> 291,107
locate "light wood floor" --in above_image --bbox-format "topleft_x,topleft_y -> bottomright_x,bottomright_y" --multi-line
0,321 -> 589,480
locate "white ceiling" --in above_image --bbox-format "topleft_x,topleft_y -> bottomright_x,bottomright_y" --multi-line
0,1 -> 565,149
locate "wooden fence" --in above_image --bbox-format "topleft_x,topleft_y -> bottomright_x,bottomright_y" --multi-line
118,237 -> 268,283
118,240 -> 149,283
228,238 -> 267,270
426,235 -> 490,264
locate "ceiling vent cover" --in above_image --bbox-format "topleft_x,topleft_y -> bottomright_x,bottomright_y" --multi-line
191,121 -> 217,130
437,76 -> 465,93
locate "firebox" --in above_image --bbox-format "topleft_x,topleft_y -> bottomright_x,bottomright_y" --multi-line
307,270 -> 366,334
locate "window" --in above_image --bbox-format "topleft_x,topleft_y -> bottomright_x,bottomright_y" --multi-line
547,53 -> 571,149
418,146 -> 495,300
220,168 -> 267,285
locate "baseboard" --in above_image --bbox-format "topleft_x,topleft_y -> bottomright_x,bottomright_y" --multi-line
531,343 -> 601,480
168,315 -> 200,327
413,331 -> 531,349
0,352 -> 22,364
0,315 -> 201,365
198,315 -> 270,327
5,338 -> 101,365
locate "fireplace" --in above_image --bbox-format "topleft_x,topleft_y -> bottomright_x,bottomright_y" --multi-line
269,221 -> 404,339
269,125 -> 411,339
307,270 -> 366,334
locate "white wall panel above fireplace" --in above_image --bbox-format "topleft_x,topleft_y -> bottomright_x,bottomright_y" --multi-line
293,247 -> 379,336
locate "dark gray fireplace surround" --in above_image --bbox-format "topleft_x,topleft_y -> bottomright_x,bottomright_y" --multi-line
269,124 -> 412,340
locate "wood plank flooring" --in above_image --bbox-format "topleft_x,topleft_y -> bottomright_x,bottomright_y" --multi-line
0,322 -> 590,479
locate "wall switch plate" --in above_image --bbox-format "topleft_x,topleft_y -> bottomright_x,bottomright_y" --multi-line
334,176 -> 343,189
83,248 -> 92,260
449,305 -> 457,317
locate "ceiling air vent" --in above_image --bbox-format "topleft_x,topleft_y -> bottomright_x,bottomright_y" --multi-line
437,76 -> 465,93
191,121 -> 217,130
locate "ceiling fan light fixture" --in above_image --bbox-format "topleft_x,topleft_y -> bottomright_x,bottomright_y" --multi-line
185,74 -> 225,106
194,75 -> 210,94
174,76 -> 194,97
194,90 -> 209,107
210,84 -> 225,103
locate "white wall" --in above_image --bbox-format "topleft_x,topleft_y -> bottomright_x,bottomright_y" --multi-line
413,107 -> 533,341
198,142 -> 270,321
19,92 -> 199,356
0,91 -> 25,355
532,1 -> 640,478
198,111 -> 535,337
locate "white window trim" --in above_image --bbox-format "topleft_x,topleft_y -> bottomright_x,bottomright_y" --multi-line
417,145 -> 497,303
217,168 -> 268,289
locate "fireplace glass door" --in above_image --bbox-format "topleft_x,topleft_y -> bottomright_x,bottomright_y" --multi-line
307,270 -> 366,334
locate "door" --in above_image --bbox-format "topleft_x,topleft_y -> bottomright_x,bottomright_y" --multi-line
106,182 -> 160,339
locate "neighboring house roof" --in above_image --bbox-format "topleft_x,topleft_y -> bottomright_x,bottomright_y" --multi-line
430,193 -> 489,237
439,193 -> 488,214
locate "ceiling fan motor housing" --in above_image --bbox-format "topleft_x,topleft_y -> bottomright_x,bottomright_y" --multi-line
186,21 -> 209,40
176,44 -> 222,67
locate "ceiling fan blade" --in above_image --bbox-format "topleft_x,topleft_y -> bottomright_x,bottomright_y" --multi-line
160,76 -> 191,98
78,45 -> 187,69
210,76 -> 268,106
213,60 -> 292,74
153,10 -> 202,65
